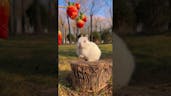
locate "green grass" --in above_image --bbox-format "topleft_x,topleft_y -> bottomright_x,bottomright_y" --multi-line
0,35 -> 57,96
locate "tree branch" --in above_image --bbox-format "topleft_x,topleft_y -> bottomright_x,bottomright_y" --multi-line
82,7 -> 89,14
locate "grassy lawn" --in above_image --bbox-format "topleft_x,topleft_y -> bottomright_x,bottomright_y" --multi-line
0,35 -> 57,96
0,34 -> 170,96
59,34 -> 171,95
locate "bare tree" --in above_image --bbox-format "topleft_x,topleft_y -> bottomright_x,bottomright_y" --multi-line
104,0 -> 113,29
64,24 -> 68,44
62,0 -> 72,44
92,16 -> 109,32
87,0 -> 104,41
93,16 -> 100,32
10,0 -> 16,36
21,0 -> 25,34
34,0 -> 42,34
58,11 -> 66,44
67,15 -> 72,44
70,20 -> 77,38
48,0 -> 51,32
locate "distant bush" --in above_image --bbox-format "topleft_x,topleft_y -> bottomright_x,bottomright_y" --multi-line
90,32 -> 101,44
101,30 -> 112,44
67,34 -> 76,42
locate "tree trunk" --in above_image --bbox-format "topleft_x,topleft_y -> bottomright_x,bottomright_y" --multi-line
34,0 -> 41,34
61,24 -> 64,44
21,0 -> 25,34
90,14 -> 93,41
70,60 -> 112,92
64,27 -> 67,44
67,16 -> 71,44
48,0 -> 51,33
15,0 -> 22,35
10,0 -> 16,36
76,28 -> 79,41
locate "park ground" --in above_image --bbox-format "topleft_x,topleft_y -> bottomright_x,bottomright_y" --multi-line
0,34 -> 57,96
0,34 -> 171,96
59,34 -> 171,96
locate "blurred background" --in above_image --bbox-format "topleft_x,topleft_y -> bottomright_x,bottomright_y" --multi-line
9,0 -> 56,35
114,0 -> 171,95
114,0 -> 171,35
0,0 -> 57,96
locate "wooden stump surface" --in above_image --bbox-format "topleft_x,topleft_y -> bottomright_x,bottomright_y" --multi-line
70,60 -> 112,93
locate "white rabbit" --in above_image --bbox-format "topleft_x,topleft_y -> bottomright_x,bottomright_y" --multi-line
112,32 -> 135,89
76,36 -> 101,62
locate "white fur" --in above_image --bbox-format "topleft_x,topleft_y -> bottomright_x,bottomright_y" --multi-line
112,32 -> 135,89
76,36 -> 101,62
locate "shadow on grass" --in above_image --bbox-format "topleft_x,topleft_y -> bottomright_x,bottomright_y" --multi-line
0,79 -> 41,96
0,35 -> 58,96
59,49 -> 77,58
0,36 -> 57,76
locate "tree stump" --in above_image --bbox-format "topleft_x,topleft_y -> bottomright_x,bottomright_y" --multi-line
70,60 -> 112,93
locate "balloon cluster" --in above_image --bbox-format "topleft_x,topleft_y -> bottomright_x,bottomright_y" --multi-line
58,1 -> 88,46
66,2 -> 87,28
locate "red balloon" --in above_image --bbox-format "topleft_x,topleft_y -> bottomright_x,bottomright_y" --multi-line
0,1 -> 9,39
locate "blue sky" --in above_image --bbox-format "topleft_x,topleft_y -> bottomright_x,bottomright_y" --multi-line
58,0 -> 112,18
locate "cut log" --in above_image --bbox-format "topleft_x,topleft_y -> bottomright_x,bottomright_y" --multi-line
70,60 -> 112,93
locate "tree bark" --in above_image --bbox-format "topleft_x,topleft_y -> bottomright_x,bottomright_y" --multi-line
64,27 -> 67,44
70,60 -> 112,92
90,14 -> 93,41
48,0 -> 51,33
21,0 -> 25,34
10,0 -> 16,36
67,15 -> 71,44
34,0 -> 42,34
76,28 -> 79,41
